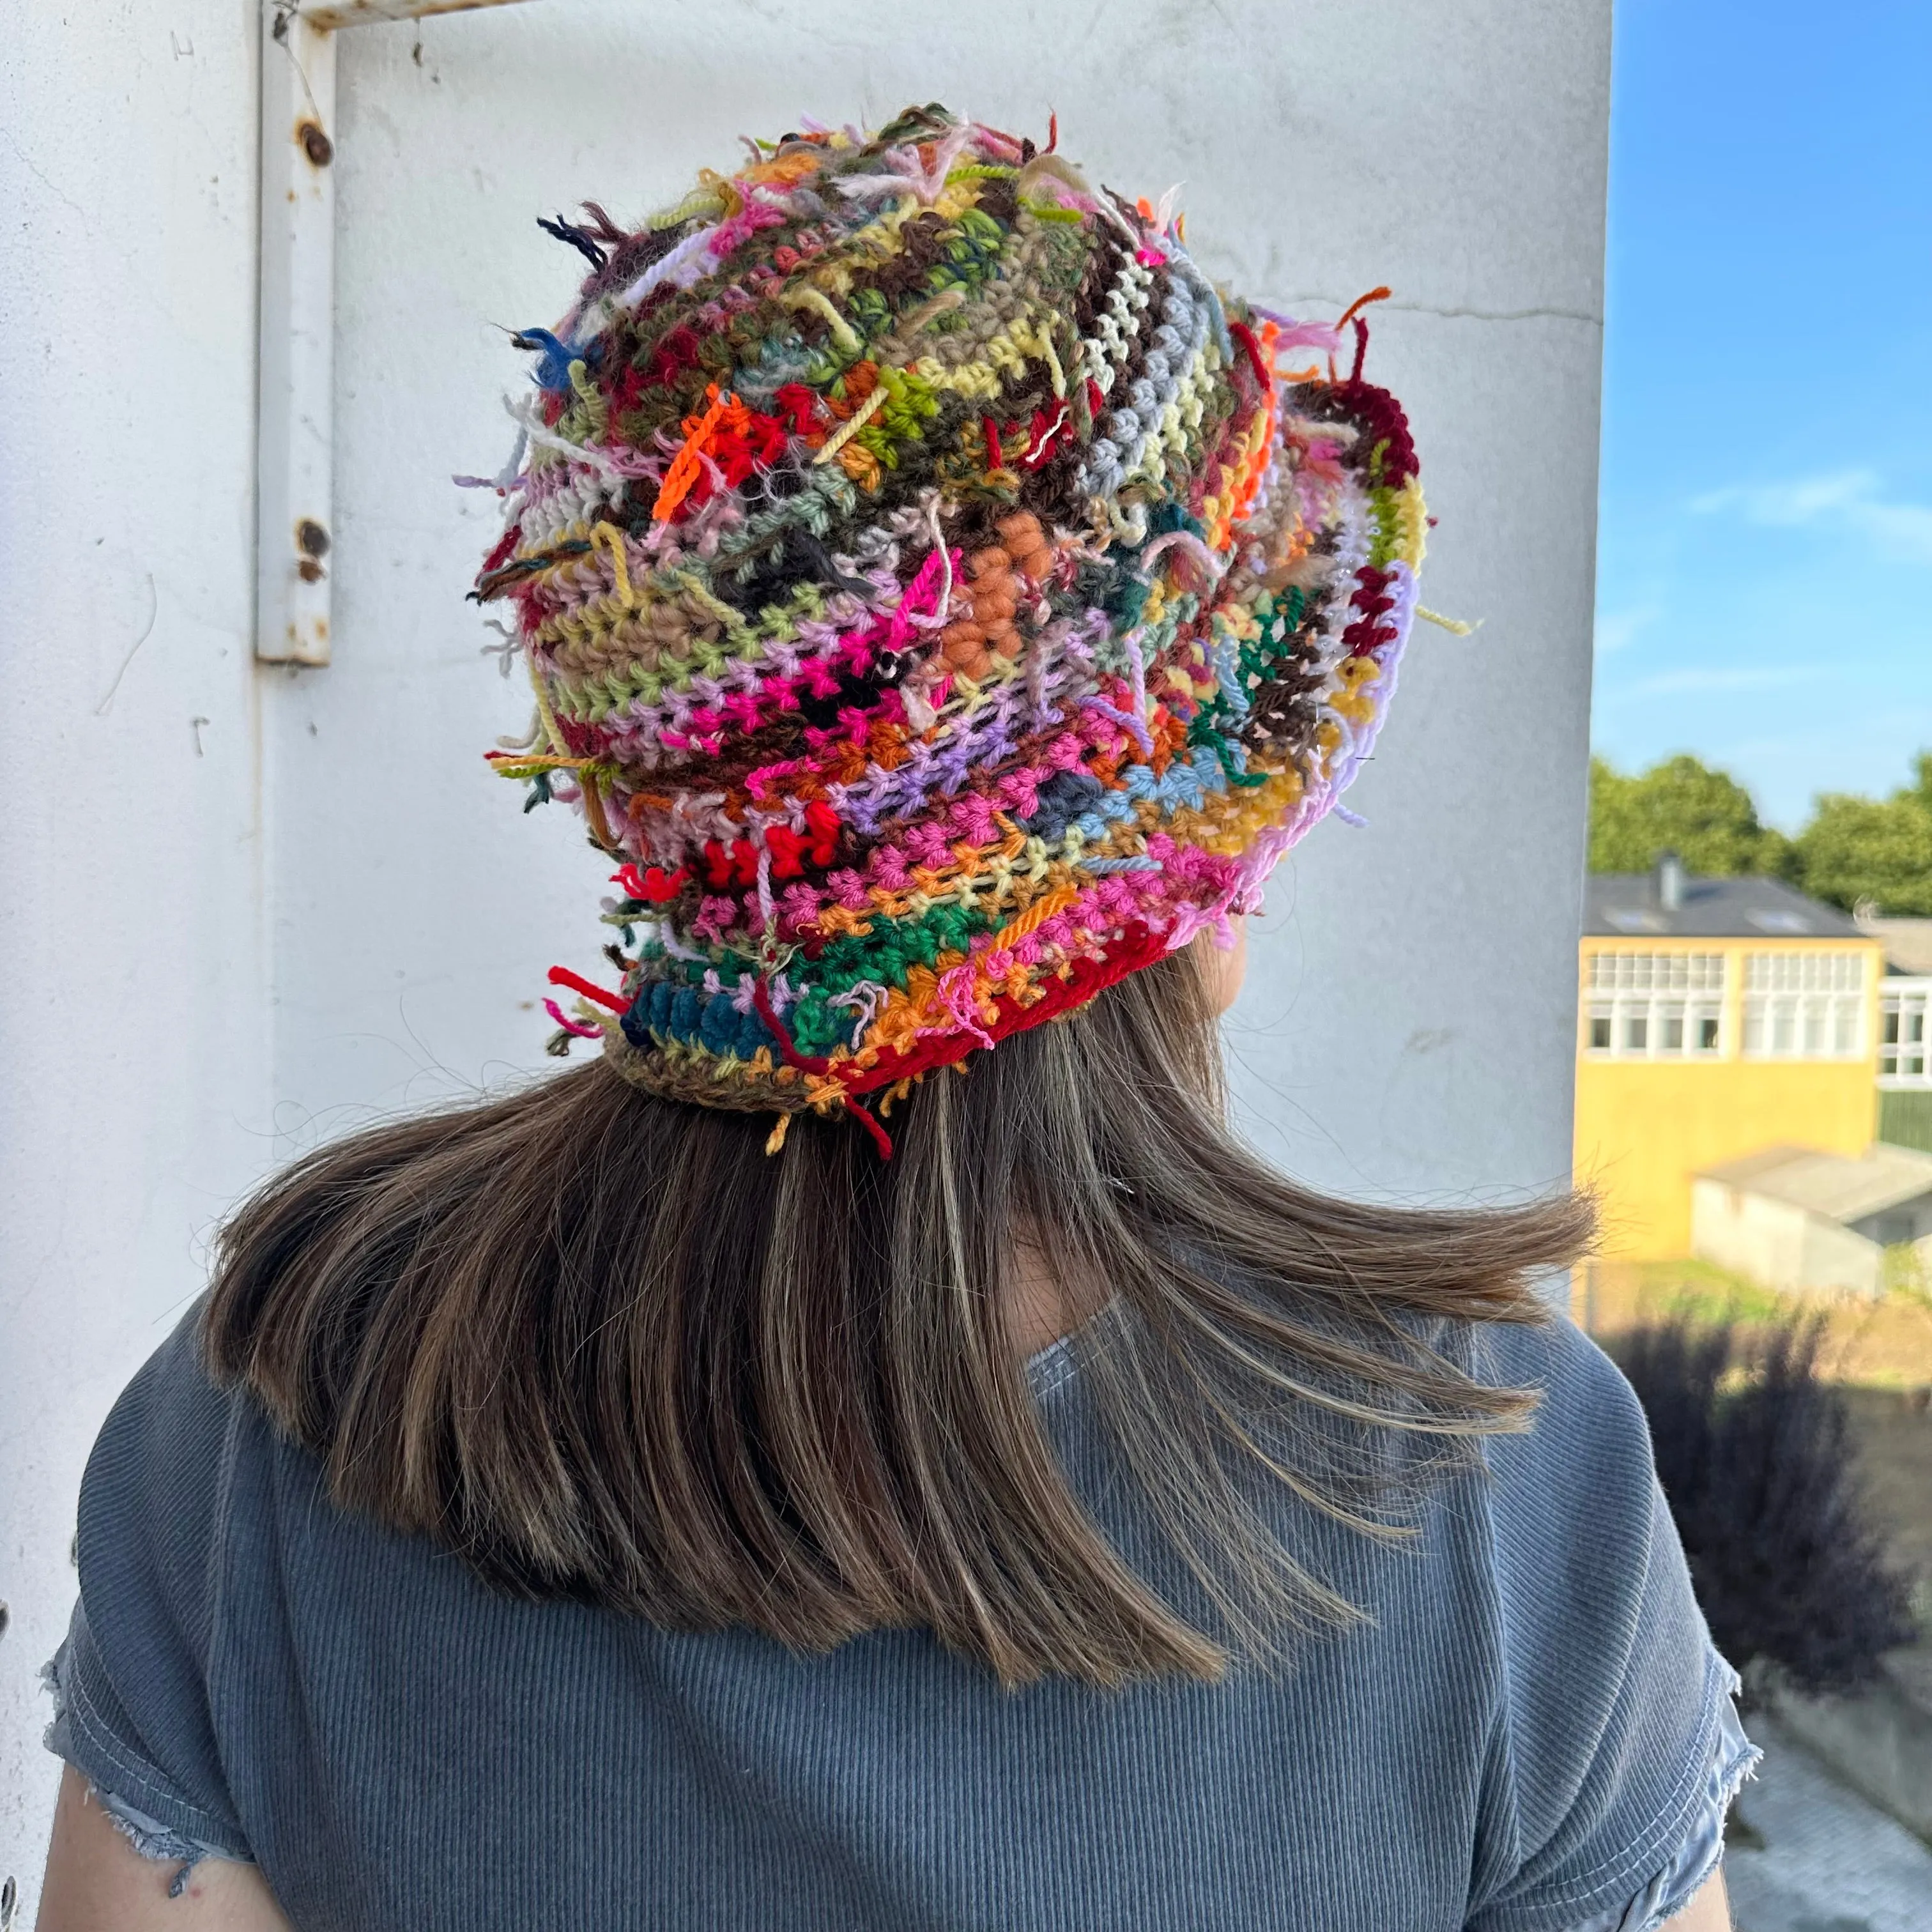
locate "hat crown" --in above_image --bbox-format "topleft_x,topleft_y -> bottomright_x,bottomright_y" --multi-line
476,109 -> 1426,1133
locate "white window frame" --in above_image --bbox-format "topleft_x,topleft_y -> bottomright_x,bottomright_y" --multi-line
1740,951 -> 1866,1061
1880,977 -> 1932,1087
1583,953 -> 1726,1061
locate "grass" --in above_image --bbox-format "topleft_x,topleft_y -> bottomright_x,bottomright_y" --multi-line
1575,1257 -> 1932,1390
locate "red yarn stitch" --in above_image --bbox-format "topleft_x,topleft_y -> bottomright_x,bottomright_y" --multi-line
773,384 -> 822,435
640,323 -> 705,393
1228,320 -> 1273,395
613,862 -> 690,903
1324,381 -> 1418,485
835,921 -> 1170,1100
844,1098 -> 894,1161
750,977 -> 832,1073
1343,567 -> 1399,657
480,526 -> 519,576
1016,404 -> 1070,470
702,839 -> 760,889
546,965 -> 629,1013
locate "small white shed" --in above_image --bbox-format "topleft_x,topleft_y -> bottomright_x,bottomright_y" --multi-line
1692,1144 -> 1932,1298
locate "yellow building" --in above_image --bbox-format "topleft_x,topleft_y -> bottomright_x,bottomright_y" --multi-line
1574,859 -> 1884,1258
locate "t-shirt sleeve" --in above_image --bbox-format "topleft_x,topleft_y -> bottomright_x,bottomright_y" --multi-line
1462,1315 -> 1753,1932
43,1305 -> 254,1862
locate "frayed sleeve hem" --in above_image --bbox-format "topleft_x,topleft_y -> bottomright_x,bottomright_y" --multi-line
42,1627 -> 255,1878
1545,1682 -> 1760,1932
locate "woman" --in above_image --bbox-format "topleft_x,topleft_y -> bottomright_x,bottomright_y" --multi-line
40,108 -> 1752,1930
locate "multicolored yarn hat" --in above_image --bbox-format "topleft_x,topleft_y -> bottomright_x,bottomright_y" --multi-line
471,105 -> 1430,1156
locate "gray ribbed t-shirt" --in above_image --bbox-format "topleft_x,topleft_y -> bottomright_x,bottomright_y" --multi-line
47,1305 -> 1749,1931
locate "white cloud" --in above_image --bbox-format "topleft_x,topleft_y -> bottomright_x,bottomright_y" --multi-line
1853,498 -> 1932,560
1690,470 -> 1873,522
1690,468 -> 1932,564
1593,605 -> 1657,655
1610,666 -> 1820,700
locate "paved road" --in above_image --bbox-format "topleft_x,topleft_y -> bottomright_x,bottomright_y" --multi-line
1726,1708 -> 1932,1932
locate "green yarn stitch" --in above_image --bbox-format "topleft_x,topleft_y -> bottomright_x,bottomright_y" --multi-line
562,359 -> 609,443
1366,484 -> 1406,568
551,579 -> 834,721
926,208 -> 1008,295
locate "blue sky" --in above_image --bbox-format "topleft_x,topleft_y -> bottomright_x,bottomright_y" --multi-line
1592,0 -> 1932,830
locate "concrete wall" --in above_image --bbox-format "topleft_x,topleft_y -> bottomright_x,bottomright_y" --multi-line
1691,1181 -> 1883,1296
1693,1181 -> 1810,1293
1797,1216 -> 1884,1298
1689,1179 -> 1906,1298
0,0 -> 1611,1905
1847,1193 -> 1932,1248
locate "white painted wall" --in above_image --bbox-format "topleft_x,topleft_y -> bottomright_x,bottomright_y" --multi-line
0,0 -> 1609,1906
0,1 -> 274,1904
1692,1182 -> 1823,1293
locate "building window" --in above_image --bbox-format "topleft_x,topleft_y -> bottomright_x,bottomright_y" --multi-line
1880,980 -> 1932,1087
1741,952 -> 1865,1060
1584,953 -> 1725,1059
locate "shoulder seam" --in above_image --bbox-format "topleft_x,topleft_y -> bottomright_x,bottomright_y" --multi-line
1469,1435 -> 1523,1912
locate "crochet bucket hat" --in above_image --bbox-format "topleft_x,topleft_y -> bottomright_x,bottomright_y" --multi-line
471,105 -> 1429,1155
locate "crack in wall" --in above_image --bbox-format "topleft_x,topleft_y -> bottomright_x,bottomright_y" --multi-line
1287,296 -> 1604,328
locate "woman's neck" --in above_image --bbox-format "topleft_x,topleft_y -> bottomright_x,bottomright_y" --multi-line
1006,1229 -> 1097,1358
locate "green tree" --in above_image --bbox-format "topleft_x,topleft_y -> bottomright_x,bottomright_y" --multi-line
1793,768 -> 1932,914
1910,750 -> 1932,816
1588,754 -> 1795,877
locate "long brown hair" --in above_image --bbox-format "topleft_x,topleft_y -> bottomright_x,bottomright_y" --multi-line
204,944 -> 1591,1685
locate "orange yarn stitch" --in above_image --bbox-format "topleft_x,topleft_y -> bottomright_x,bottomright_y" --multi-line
652,384 -> 737,523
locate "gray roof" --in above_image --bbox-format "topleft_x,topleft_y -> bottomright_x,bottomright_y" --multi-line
1856,915 -> 1932,976
1696,1143 -> 1932,1222
1584,871 -> 1864,940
